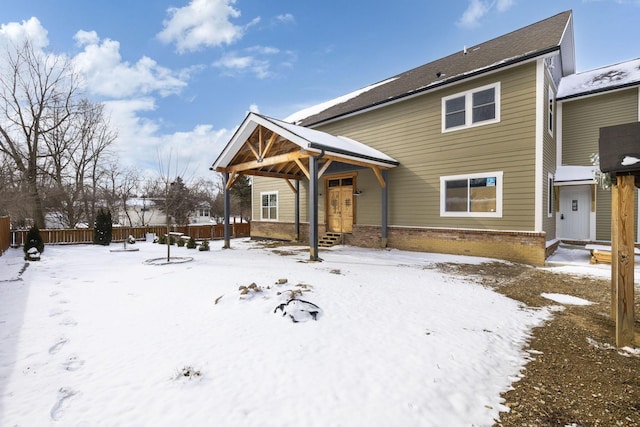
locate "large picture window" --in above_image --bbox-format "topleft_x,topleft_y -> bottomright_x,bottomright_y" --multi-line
442,83 -> 500,132
260,191 -> 278,220
440,172 -> 503,217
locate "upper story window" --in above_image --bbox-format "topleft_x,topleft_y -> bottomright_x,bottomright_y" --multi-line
260,191 -> 278,221
440,171 -> 503,217
198,208 -> 210,217
442,82 -> 501,132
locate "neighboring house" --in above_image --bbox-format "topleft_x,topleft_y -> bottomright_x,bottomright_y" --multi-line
556,59 -> 640,243
118,199 -> 212,227
118,197 -> 167,227
188,203 -> 213,225
212,10 -> 639,265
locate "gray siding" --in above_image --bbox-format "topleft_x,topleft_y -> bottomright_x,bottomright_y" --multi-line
561,88 -> 639,240
542,68 -> 557,238
315,63 -> 539,231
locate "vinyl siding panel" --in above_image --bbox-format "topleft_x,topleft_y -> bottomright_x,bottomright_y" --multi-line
315,63 -> 539,231
561,88 -> 638,240
252,178 -> 313,223
542,69 -> 558,238
562,89 -> 638,165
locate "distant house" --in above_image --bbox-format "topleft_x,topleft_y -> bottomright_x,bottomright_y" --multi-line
118,198 -> 212,227
211,10 -> 639,265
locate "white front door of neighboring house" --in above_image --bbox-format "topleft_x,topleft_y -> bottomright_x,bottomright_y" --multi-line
558,185 -> 591,240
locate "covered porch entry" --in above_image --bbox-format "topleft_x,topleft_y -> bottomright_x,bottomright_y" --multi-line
554,165 -> 597,241
210,112 -> 398,260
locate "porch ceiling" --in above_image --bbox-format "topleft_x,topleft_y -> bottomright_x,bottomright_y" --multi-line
210,113 -> 398,187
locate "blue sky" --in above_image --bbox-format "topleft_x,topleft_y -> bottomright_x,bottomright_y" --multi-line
2,0 -> 639,180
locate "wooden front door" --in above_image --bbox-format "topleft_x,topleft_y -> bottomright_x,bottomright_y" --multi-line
327,178 -> 354,233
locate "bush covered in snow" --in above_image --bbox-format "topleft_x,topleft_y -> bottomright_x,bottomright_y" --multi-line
198,240 -> 210,251
23,226 -> 44,260
186,236 -> 197,249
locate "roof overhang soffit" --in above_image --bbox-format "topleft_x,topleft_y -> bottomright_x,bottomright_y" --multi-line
219,130 -> 392,189
213,114 -> 397,189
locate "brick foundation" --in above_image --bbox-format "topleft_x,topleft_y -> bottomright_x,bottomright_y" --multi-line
252,222 -> 548,265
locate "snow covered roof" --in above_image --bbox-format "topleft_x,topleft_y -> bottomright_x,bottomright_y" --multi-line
287,11 -> 573,126
211,112 -> 399,174
557,57 -> 640,100
554,165 -> 596,185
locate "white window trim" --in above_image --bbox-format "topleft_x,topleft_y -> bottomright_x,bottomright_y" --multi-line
547,85 -> 555,137
441,82 -> 501,133
260,191 -> 279,221
440,171 -> 503,218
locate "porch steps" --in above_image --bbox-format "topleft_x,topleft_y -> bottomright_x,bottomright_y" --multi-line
319,232 -> 342,247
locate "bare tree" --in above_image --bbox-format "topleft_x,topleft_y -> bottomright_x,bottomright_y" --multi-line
0,40 -> 80,228
134,178 -> 160,226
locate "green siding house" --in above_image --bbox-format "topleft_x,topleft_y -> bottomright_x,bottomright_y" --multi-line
212,10 -> 640,265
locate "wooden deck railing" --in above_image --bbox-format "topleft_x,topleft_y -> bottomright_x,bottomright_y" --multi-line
10,223 -> 251,247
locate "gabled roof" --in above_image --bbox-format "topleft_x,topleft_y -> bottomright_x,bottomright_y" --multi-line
211,113 -> 398,180
554,165 -> 596,186
557,57 -> 640,100
290,10 -> 573,127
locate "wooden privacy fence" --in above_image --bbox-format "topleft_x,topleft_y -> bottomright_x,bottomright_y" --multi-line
10,223 -> 250,247
0,216 -> 10,256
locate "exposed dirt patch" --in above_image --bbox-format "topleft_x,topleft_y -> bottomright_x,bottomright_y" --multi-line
442,262 -> 640,426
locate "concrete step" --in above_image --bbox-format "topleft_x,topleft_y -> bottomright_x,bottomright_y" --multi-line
319,232 -> 342,247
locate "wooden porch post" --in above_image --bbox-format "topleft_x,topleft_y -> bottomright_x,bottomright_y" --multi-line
309,155 -> 319,261
295,180 -> 300,241
611,174 -> 635,347
223,172 -> 231,249
381,170 -> 388,248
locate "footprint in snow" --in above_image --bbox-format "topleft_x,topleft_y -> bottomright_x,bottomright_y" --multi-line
50,387 -> 78,421
49,308 -> 67,317
62,355 -> 84,372
49,338 -> 69,355
59,317 -> 78,327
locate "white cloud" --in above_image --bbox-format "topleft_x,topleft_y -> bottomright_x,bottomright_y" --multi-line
157,0 -> 259,53
213,46 -> 294,79
73,29 -> 99,46
0,17 -> 49,49
274,13 -> 295,25
73,31 -> 188,98
0,18 -> 230,180
213,51 -> 270,79
496,0 -> 515,12
457,0 -> 515,28
104,98 -> 233,180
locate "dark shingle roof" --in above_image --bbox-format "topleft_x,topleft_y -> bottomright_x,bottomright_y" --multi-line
294,10 -> 572,127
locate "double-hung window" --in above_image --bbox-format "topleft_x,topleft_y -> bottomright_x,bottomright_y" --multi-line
260,191 -> 278,221
440,171 -> 503,217
442,83 -> 500,132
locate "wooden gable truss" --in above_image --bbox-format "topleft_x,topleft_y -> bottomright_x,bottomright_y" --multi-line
211,113 -> 398,260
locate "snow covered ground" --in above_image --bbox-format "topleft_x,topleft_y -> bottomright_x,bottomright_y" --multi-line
0,240 -> 634,426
